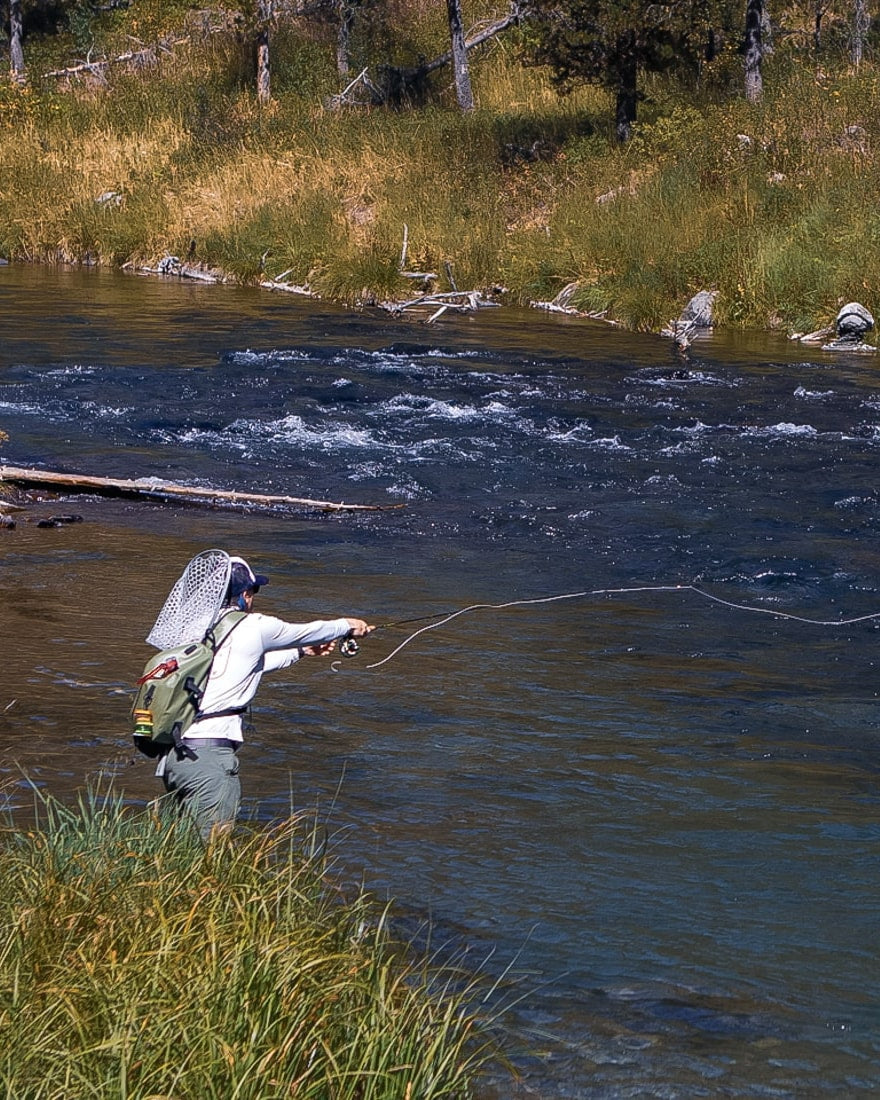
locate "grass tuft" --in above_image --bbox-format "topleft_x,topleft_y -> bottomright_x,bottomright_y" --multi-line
0,784 -> 499,1099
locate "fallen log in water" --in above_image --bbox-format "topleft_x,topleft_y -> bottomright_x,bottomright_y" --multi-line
0,466 -> 401,513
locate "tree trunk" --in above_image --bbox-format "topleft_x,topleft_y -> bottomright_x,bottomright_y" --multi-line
852,0 -> 869,65
256,29 -> 270,102
614,32 -> 638,142
336,0 -> 355,77
761,0 -> 773,53
9,0 -> 25,82
446,0 -> 474,111
744,0 -> 764,102
255,0 -> 271,103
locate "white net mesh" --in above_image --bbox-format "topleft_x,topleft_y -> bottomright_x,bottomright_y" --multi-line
146,549 -> 232,649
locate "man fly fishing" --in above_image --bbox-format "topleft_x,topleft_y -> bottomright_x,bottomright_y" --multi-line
141,550 -> 373,840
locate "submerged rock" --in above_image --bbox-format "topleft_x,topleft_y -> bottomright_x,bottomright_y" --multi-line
36,514 -> 84,528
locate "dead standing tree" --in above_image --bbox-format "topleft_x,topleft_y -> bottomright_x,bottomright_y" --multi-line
255,0 -> 272,103
231,0 -> 273,102
852,0 -> 869,65
335,0 -> 356,75
744,0 -> 764,101
446,0 -> 474,109
327,4 -> 520,107
8,0 -> 25,81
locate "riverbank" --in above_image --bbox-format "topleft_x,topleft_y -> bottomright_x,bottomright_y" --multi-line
0,784 -> 501,1099
3,2 -> 880,335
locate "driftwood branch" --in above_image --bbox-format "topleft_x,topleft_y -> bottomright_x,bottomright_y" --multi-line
0,466 -> 402,513
381,230 -> 500,319
530,300 -> 618,324
400,222 -> 409,269
397,222 -> 438,282
378,289 -> 500,322
259,276 -> 317,296
530,282 -> 621,326
258,264 -> 317,296
323,66 -> 385,108
135,256 -> 224,283
43,36 -> 183,78
790,325 -> 834,344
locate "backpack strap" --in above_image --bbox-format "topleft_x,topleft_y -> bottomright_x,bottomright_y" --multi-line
170,721 -> 198,760
195,705 -> 249,721
204,609 -> 247,651
189,611 -> 250,726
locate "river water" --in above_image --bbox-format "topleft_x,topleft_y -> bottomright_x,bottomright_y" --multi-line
1,266 -> 878,1097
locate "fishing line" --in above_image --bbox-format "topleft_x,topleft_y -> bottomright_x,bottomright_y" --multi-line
337,583 -> 880,672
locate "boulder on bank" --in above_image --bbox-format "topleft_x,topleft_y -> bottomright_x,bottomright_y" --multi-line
822,301 -> 876,352
662,290 -> 718,347
678,290 -> 718,329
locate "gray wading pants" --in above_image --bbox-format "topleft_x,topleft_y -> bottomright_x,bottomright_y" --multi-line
162,742 -> 240,840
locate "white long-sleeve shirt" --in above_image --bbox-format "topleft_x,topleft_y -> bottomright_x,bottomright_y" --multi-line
186,610 -> 352,742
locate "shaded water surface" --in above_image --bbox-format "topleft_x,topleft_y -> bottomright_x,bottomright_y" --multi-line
1,267 -> 879,1097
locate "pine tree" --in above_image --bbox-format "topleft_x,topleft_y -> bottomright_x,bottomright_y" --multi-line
527,0 -> 727,141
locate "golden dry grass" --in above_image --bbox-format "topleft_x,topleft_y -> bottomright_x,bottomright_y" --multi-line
2,7 -> 880,329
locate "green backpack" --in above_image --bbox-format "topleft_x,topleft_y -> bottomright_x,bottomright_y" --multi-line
132,611 -> 247,758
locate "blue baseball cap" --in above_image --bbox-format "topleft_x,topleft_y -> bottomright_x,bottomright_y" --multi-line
228,555 -> 269,597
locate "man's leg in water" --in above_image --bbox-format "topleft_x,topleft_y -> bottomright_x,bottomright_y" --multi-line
162,744 -> 240,840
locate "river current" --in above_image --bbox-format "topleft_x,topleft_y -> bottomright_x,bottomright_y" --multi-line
1,266 -> 878,1097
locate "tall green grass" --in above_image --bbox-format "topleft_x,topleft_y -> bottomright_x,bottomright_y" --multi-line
0,786 -> 499,1099
2,0 -> 880,330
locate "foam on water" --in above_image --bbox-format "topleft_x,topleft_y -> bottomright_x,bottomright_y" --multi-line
179,414 -> 379,452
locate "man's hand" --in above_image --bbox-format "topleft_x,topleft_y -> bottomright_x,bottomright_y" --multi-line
345,618 -> 375,637
301,620 -> 373,658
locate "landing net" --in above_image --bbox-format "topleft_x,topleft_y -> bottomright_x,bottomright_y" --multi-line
146,549 -> 232,649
